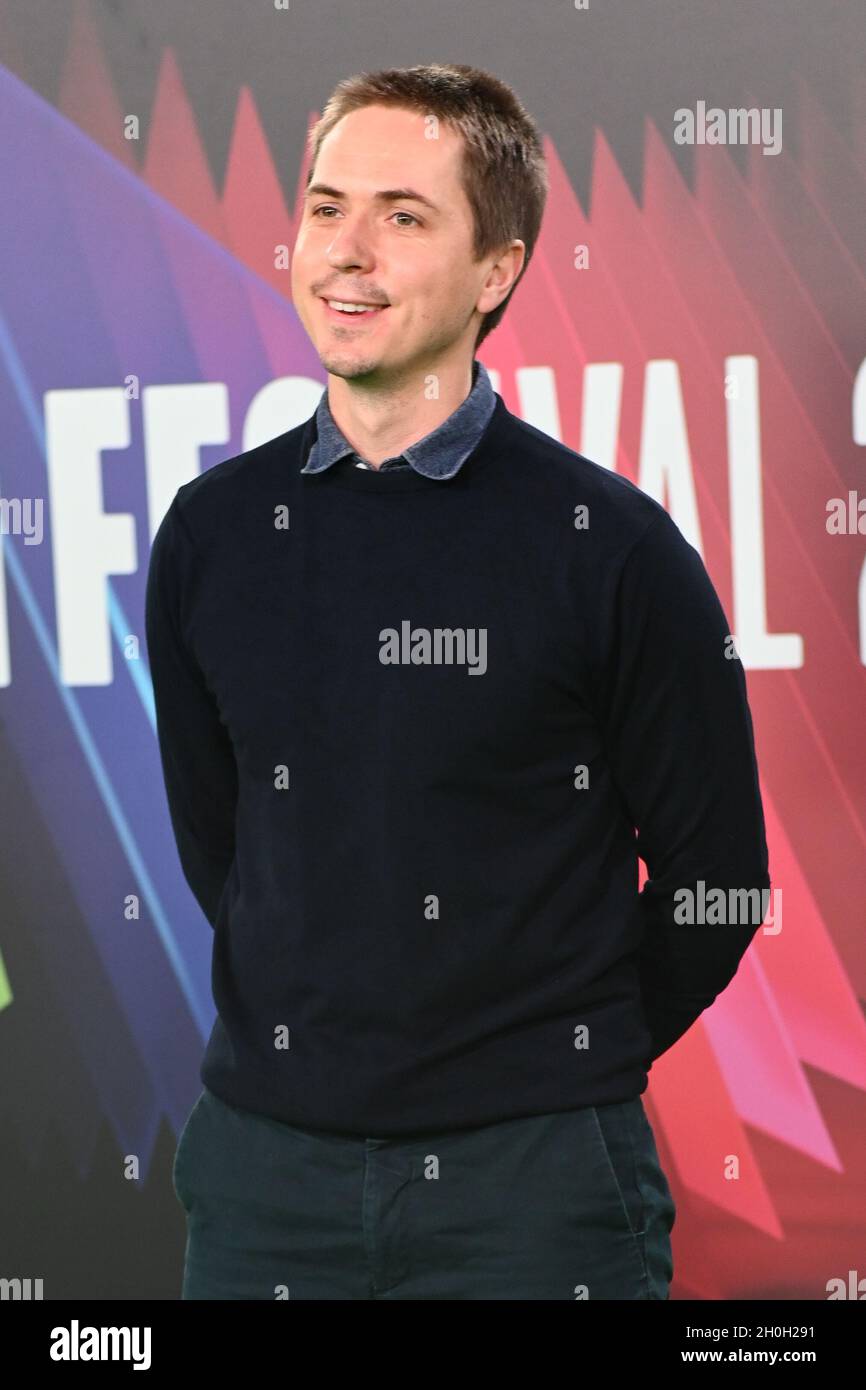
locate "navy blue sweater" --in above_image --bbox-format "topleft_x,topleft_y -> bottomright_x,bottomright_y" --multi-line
145,389 -> 770,1136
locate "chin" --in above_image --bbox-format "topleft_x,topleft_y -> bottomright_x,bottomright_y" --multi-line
319,351 -> 383,380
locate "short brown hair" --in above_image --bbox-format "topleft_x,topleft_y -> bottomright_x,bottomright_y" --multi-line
305,64 -> 548,350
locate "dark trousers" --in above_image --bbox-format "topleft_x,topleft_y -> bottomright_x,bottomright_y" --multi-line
173,1086 -> 676,1300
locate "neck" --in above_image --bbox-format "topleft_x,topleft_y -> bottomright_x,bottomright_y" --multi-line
326,357 -> 475,469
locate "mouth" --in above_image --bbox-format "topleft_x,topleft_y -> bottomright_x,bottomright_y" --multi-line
319,297 -> 389,322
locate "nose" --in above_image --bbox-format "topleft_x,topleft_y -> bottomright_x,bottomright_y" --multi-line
325,217 -> 374,274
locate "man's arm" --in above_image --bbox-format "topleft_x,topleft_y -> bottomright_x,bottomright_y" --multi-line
593,509 -> 771,1066
145,494 -> 238,928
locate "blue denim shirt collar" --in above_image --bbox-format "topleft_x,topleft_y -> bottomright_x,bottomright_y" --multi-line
300,359 -> 496,480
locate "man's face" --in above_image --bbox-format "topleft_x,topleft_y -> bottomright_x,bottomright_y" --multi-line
291,104 -> 497,383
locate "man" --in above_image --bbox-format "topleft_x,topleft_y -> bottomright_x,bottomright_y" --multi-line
146,63 -> 770,1300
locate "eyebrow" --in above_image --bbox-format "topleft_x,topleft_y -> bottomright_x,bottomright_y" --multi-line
304,182 -> 440,214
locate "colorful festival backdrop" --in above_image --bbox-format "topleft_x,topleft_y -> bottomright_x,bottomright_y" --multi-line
1,0 -> 865,1300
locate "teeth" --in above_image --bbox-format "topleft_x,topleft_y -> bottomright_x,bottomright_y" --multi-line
327,301 -> 382,313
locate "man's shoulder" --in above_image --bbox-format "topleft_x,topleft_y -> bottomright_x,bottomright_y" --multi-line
172,418 -> 311,541
498,406 -> 669,542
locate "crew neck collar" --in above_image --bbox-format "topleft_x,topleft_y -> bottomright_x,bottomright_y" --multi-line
298,391 -> 513,491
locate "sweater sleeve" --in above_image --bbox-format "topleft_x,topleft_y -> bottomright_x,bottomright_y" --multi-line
593,509 -> 771,1066
145,495 -> 238,929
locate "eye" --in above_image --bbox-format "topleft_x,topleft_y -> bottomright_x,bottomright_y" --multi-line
310,206 -> 420,227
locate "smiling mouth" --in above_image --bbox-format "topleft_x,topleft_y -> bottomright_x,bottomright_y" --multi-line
320,297 -> 389,320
